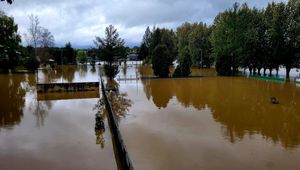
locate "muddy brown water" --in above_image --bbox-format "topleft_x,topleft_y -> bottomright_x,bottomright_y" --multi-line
119,65 -> 300,170
1,64 -> 300,170
0,66 -> 117,170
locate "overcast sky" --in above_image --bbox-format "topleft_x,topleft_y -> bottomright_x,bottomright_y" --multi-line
1,0 -> 287,48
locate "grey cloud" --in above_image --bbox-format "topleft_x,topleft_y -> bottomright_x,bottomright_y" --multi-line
1,0 -> 288,47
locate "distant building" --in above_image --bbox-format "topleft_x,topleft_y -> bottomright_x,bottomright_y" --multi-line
127,53 -> 139,61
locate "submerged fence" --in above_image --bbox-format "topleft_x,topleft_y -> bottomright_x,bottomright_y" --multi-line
37,82 -> 99,93
100,78 -> 134,170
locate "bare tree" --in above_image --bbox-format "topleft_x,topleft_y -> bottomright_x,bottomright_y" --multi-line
39,28 -> 55,47
24,14 -> 55,64
25,14 -> 42,50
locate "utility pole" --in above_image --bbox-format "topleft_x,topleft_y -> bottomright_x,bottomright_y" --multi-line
61,48 -> 63,83
200,49 -> 203,69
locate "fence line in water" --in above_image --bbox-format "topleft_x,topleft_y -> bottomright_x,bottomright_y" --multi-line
100,77 -> 134,170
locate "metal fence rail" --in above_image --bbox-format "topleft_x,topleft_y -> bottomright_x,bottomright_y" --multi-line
100,77 -> 134,170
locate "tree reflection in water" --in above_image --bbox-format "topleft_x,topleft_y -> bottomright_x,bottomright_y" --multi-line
78,65 -> 88,78
0,73 -> 49,130
141,76 -> 300,149
95,109 -> 106,149
39,65 -> 76,83
94,80 -> 132,148
0,74 -> 27,130
29,100 -> 52,128
141,79 -> 173,109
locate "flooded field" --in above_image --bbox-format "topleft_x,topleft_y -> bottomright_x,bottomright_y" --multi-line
1,64 -> 300,170
118,65 -> 300,170
0,66 -> 117,170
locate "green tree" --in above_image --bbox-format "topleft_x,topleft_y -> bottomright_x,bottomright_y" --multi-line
147,28 -> 177,77
177,22 -> 196,56
22,46 -> 39,71
138,42 -> 148,61
64,42 -> 76,64
265,2 -> 289,77
152,44 -> 171,77
285,0 -> 300,80
94,25 -> 124,79
236,5 -> 265,76
150,28 -> 177,65
211,3 -> 246,75
140,26 -> 152,63
189,22 -> 213,68
160,29 -> 177,65
76,50 -> 87,64
173,46 -> 192,77
0,11 -> 21,72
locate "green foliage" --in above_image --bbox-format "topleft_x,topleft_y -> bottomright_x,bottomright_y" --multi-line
104,64 -> 119,80
160,29 -> 177,65
140,27 -> 177,66
76,50 -> 87,64
152,44 -> 171,77
210,1 -> 300,79
149,28 -> 177,74
177,22 -> 213,68
94,25 -> 125,63
211,3 -> 244,76
189,23 -> 213,68
139,26 -> 152,63
23,56 -> 39,71
64,42 -> 76,64
119,46 -> 129,62
0,11 -> 21,72
173,47 -> 192,77
94,25 -> 124,79
265,2 -> 288,71
21,46 -> 39,71
138,42 -> 148,61
285,0 -> 300,79
215,55 -> 233,76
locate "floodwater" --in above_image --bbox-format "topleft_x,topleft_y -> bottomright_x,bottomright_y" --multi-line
1,64 -> 300,170
0,66 -> 117,170
118,65 -> 300,170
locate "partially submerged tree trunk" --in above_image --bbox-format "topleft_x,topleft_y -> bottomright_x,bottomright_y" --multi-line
269,68 -> 273,76
263,67 -> 267,76
249,67 -> 253,75
257,67 -> 262,76
286,66 -> 291,81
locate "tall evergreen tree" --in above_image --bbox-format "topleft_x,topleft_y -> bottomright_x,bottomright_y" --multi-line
0,11 -> 21,72
94,25 -> 125,79
64,42 -> 76,64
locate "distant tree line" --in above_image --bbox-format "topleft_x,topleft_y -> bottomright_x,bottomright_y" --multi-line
1,0 -> 13,4
0,11 -> 78,72
211,1 -> 300,80
0,10 -> 133,75
139,23 -> 213,77
139,0 -> 300,80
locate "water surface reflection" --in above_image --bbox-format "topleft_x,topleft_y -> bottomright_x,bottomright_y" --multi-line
141,77 -> 300,148
117,66 -> 300,170
0,66 -> 117,170
0,74 -> 27,129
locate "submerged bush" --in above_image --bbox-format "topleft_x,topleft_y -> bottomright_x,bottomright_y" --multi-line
23,56 -> 39,71
104,64 -> 119,79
